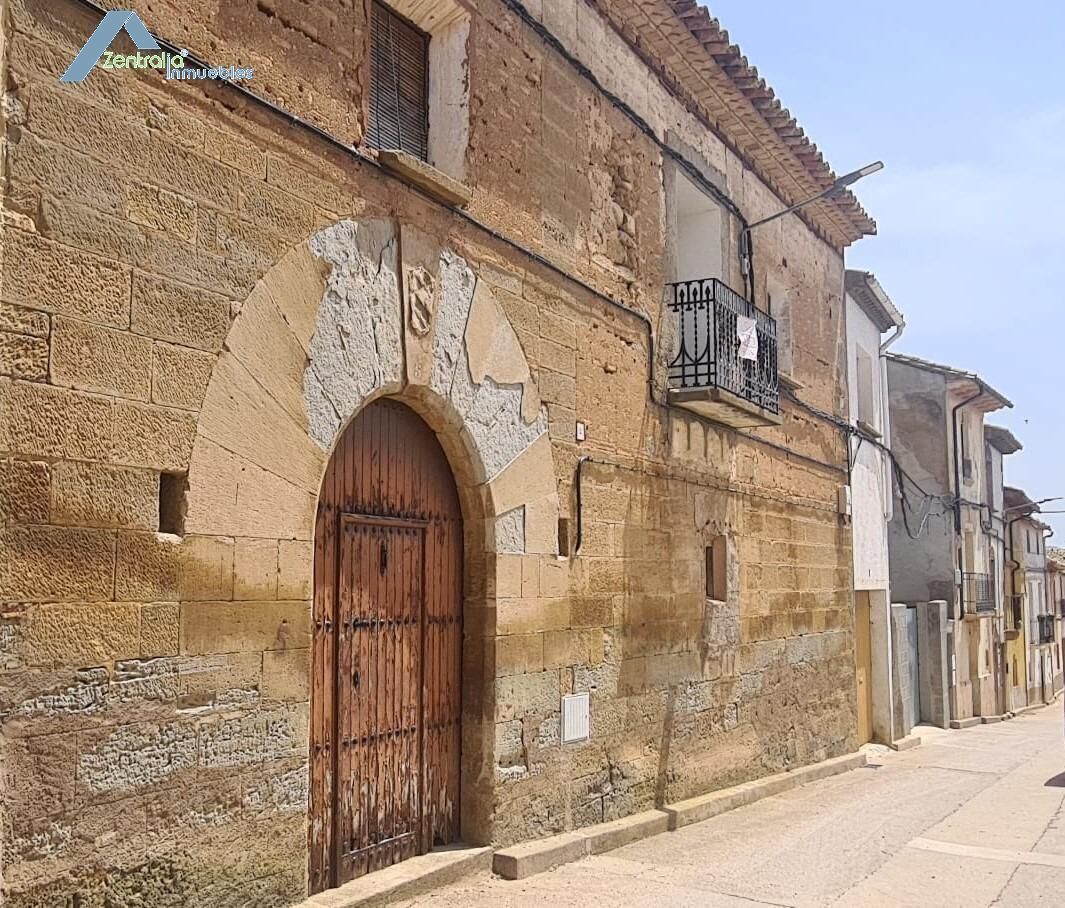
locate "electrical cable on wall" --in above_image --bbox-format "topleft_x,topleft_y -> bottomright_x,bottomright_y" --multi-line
781,384 -> 945,538
67,0 -> 862,523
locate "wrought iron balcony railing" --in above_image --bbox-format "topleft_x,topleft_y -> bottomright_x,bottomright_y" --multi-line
1008,595 -> 1023,630
667,278 -> 779,424
1038,613 -> 1056,645
961,572 -> 996,615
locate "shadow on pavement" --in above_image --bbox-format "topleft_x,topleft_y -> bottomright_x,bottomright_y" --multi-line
1044,771 -> 1065,788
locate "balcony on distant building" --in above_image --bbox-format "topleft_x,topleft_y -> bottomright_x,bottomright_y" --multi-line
1008,595 -> 1023,630
667,277 -> 781,428
961,571 -> 996,616
1038,613 -> 1056,645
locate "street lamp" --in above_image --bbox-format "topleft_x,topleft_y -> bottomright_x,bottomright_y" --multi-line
1005,496 -> 1063,514
739,162 -> 883,300
744,161 -> 884,233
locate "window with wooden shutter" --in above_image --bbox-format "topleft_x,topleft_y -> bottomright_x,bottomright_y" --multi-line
367,1 -> 430,161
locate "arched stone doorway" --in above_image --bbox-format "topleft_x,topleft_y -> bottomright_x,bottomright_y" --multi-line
182,215 -> 562,899
309,398 -> 463,891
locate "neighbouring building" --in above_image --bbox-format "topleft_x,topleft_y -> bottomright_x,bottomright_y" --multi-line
984,424 -> 1022,713
886,353 -> 1011,727
1047,546 -> 1065,693
0,0 -> 876,905
1005,489 -> 1061,705
843,270 -> 903,743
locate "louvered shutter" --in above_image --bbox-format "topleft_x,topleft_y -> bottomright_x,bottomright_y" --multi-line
367,2 -> 429,161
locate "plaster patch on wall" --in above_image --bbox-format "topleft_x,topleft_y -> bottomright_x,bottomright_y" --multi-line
79,721 -> 198,792
465,280 -> 542,425
242,765 -> 310,815
305,219 -> 403,449
292,220 -> 553,504
495,506 -> 526,554
0,618 -> 21,670
444,275 -> 547,480
11,667 -> 111,717
10,820 -> 73,862
198,708 -> 303,768
451,366 -> 547,482
429,249 -> 477,404
303,362 -> 343,455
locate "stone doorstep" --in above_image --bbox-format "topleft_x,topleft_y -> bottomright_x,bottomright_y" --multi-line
949,716 -> 981,730
888,733 -> 923,751
493,751 -> 867,881
492,812 -> 670,881
297,845 -> 493,908
980,713 -> 1009,724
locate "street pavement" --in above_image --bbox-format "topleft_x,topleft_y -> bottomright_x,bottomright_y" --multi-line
404,702 -> 1065,906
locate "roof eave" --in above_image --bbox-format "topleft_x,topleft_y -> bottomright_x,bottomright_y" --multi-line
985,425 -> 1023,455
845,270 -> 904,332
885,352 -> 1012,410
626,0 -> 878,247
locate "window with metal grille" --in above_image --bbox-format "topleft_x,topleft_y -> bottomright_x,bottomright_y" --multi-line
367,1 -> 429,161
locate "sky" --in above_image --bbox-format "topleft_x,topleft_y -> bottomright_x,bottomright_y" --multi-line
708,0 -> 1065,536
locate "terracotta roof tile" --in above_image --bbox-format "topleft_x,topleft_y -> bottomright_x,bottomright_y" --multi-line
845,270 -> 904,333
886,352 -> 1013,410
664,0 -> 877,245
985,424 -> 1023,455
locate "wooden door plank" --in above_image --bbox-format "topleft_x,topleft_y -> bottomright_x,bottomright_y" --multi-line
310,399 -> 463,889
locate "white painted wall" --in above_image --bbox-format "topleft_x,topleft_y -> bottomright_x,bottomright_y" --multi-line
673,168 -> 724,282
427,16 -> 470,181
846,292 -> 891,591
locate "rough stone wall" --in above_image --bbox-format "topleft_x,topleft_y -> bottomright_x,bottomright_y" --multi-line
0,0 -> 857,904
886,361 -> 955,604
492,415 -> 855,837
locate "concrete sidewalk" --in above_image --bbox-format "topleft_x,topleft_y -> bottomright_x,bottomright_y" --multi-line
401,703 -> 1065,906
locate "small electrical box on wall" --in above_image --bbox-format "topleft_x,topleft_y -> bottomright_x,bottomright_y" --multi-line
837,485 -> 853,517
561,692 -> 590,743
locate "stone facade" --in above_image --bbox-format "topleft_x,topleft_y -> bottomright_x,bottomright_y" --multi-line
0,0 -> 863,904
886,355 -> 1010,724
1005,503 -> 1061,707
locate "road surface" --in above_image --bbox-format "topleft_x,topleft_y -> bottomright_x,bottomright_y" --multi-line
405,703 -> 1065,906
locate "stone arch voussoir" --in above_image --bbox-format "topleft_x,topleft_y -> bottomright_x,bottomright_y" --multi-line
186,215 -> 559,554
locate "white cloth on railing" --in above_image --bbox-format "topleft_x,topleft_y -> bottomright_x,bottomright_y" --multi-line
736,315 -> 759,361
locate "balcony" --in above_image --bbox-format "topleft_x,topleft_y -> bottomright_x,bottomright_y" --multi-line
667,278 -> 781,428
1038,613 -> 1056,645
1005,596 -> 1023,638
961,572 -> 996,616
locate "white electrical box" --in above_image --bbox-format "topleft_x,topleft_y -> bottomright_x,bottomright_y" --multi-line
837,485 -> 852,517
561,692 -> 590,744
576,421 -> 587,442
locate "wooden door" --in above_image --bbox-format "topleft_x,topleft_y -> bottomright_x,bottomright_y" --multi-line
310,400 -> 463,893
854,592 -> 874,744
